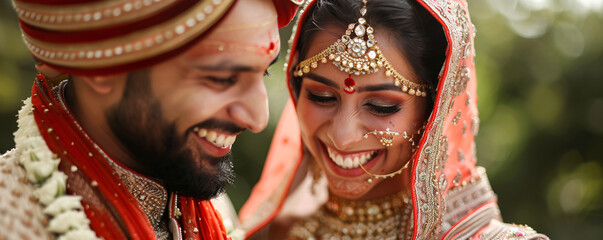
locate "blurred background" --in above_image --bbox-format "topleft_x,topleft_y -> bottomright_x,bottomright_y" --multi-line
1,0 -> 602,239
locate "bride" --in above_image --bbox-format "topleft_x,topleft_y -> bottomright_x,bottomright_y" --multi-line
239,0 -> 549,239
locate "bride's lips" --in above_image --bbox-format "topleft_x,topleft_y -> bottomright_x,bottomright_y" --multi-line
321,143 -> 382,177
191,127 -> 238,157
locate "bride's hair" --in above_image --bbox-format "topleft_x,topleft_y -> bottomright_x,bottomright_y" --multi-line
290,0 -> 447,103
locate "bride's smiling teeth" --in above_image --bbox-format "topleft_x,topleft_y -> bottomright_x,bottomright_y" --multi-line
193,127 -> 236,148
326,146 -> 376,169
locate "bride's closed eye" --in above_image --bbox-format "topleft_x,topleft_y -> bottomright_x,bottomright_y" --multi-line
306,91 -> 336,105
364,102 -> 401,115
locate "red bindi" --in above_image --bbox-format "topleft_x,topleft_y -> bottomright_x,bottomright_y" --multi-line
344,74 -> 356,94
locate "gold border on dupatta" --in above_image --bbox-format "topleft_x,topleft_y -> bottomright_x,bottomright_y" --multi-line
413,0 -> 475,239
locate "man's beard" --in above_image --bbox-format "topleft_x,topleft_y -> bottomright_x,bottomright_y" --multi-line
105,70 -> 235,200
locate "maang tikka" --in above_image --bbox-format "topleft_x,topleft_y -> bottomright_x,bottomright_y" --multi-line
294,0 -> 432,97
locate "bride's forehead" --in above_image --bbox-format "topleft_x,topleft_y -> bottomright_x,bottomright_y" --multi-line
313,73 -> 393,87
306,63 -> 403,89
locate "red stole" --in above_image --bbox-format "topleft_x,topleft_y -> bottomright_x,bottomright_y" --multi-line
31,74 -> 229,240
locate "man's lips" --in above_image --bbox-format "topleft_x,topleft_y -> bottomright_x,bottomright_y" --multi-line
193,127 -> 237,148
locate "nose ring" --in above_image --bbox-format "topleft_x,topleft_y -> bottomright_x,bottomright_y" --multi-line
363,128 -> 400,147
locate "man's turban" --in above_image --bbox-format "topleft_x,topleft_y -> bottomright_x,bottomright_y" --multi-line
11,0 -> 299,75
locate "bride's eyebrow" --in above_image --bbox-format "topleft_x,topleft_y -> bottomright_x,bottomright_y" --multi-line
304,73 -> 339,88
358,84 -> 400,92
304,73 -> 402,93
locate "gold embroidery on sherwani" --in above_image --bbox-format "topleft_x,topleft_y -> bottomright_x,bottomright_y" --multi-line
109,162 -> 170,239
54,81 -> 171,239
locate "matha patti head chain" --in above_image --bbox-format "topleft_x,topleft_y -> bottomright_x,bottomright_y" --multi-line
293,0 -> 433,96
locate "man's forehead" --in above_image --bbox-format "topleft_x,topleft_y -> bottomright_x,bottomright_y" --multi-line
204,0 -> 279,44
194,0 -> 279,52
215,0 -> 277,28
178,0 -> 280,67
184,40 -> 281,71
204,17 -> 279,48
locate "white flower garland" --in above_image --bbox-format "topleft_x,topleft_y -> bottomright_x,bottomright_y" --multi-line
13,98 -> 99,240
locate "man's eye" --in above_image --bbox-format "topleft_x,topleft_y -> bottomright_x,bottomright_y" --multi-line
306,92 -> 336,105
206,76 -> 236,85
365,103 -> 401,115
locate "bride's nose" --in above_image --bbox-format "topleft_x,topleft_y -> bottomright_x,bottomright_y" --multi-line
326,106 -> 365,150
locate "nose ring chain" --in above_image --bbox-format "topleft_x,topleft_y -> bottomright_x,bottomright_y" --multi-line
359,159 -> 410,183
363,128 -> 400,147
360,124 -> 426,183
363,125 -> 425,150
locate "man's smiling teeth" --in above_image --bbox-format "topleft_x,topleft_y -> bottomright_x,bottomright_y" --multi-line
326,146 -> 375,169
194,127 -> 236,148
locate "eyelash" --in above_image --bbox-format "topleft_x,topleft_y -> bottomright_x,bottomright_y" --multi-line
306,92 -> 335,104
365,103 -> 401,115
206,76 -> 236,85
306,92 -> 401,115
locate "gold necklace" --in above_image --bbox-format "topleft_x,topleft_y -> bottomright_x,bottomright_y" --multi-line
288,190 -> 414,240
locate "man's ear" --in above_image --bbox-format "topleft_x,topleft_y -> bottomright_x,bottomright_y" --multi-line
35,63 -> 63,80
79,75 -> 119,95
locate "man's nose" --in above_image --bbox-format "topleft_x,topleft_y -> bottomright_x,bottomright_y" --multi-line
228,75 -> 269,133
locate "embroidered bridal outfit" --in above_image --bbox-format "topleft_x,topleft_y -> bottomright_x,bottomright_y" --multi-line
239,0 -> 549,239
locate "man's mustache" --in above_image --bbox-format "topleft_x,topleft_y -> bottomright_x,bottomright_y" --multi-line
193,119 -> 245,134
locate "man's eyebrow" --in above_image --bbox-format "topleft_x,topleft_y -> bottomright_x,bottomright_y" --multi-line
194,50 -> 281,72
195,62 -> 257,72
304,73 -> 339,88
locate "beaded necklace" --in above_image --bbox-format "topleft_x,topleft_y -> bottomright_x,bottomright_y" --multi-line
288,190 -> 413,240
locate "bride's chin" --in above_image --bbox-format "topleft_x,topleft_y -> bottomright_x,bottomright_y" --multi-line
326,175 -> 373,199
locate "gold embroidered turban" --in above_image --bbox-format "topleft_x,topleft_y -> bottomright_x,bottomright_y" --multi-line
11,0 -> 300,75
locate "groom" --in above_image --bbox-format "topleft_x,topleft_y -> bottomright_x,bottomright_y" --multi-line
0,0 -> 298,239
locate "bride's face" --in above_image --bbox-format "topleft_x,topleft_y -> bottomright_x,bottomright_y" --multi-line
296,28 -> 430,200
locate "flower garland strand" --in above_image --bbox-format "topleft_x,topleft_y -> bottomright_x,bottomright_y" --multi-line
13,97 -> 99,240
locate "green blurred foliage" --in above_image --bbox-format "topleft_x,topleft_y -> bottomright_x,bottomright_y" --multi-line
1,1 -> 601,239
470,0 -> 603,239
0,1 -> 37,152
